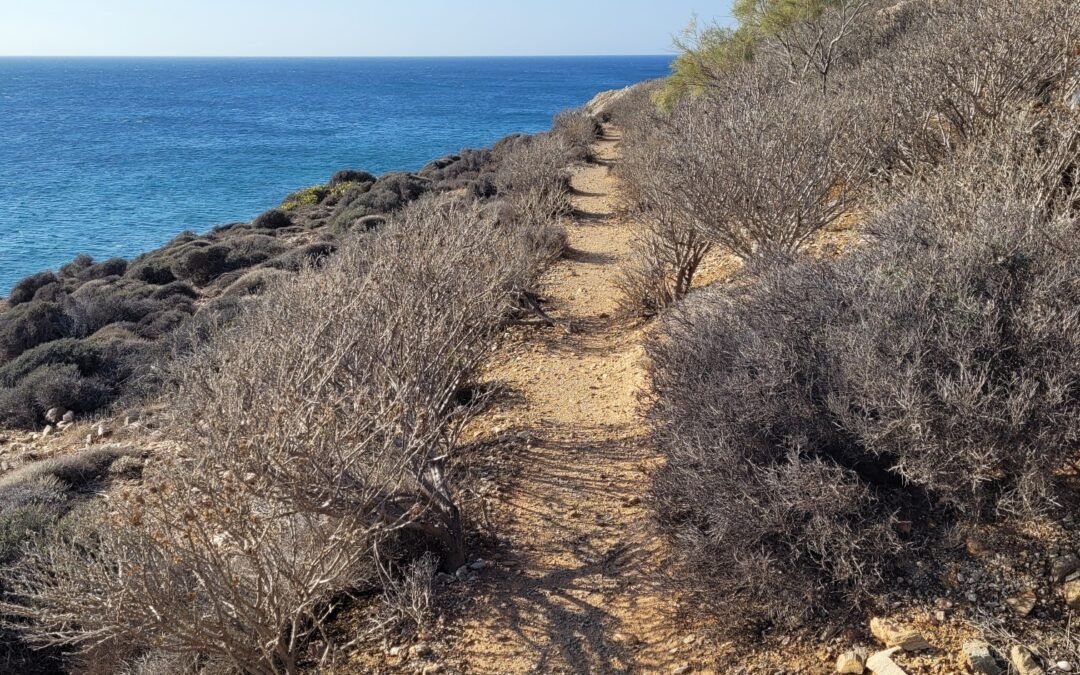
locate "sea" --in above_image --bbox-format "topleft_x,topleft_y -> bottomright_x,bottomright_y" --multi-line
0,56 -> 671,293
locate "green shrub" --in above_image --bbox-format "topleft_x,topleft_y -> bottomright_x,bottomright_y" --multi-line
281,185 -> 329,211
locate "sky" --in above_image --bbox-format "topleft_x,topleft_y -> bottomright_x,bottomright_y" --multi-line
0,1 -> 734,57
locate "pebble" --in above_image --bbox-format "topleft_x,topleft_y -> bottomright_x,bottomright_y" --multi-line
1057,662 -> 1073,672
963,640 -> 1001,675
671,665 -> 691,675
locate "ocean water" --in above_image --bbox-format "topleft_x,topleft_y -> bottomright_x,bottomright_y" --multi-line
0,56 -> 671,293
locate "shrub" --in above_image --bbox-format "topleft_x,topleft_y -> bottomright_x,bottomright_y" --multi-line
552,109 -> 602,162
3,195 -> 561,673
281,185 -> 329,211
170,243 -> 231,286
648,149 -> 1080,631
0,302 -> 71,362
252,208 -> 294,230
59,254 -> 95,279
125,258 -> 177,285
639,77 -> 869,261
224,235 -> 287,269
617,212 -> 711,317
7,273 -> 59,307
78,258 -> 128,282
265,242 -> 339,271
329,169 -> 376,187
495,133 -> 575,231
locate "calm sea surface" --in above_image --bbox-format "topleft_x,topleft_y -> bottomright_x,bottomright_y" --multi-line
0,56 -> 670,292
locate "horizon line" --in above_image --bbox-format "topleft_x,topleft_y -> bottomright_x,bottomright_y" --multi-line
0,53 -> 674,60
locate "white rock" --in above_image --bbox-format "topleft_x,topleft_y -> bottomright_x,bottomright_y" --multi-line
867,647 -> 908,675
870,618 -> 931,651
1057,662 -> 1073,672
1063,579 -> 1080,611
41,425 -> 54,438
963,640 -> 1001,675
62,410 -> 75,423
44,407 -> 66,424
836,649 -> 867,674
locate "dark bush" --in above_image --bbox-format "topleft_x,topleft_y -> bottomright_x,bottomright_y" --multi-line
8,273 -> 59,307
0,303 -> 70,362
77,257 -> 128,282
126,257 -> 177,285
58,254 -> 95,279
221,269 -> 290,298
170,243 -> 232,286
552,109 -> 602,162
224,235 -> 287,269
266,242 -> 339,271
329,169 -> 376,187
252,208 -> 294,230
150,281 -> 198,301
30,282 -> 64,304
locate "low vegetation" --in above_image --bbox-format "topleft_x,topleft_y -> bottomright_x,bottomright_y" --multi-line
627,0 -> 1080,638
0,109 -> 589,673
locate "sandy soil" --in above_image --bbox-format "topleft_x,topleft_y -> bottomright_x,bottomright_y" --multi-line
434,127 -> 712,675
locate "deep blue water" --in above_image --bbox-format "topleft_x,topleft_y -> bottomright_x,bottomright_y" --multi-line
0,56 -> 670,293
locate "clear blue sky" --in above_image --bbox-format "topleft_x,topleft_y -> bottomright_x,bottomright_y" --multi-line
0,1 -> 734,57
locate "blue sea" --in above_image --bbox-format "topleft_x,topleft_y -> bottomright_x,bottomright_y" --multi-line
0,56 -> 670,293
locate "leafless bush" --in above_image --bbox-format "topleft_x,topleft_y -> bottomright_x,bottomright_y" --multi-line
495,133 -> 574,252
552,109 -> 601,163
3,196 -> 557,674
638,78 -> 869,261
649,133 -> 1080,629
617,210 -> 711,317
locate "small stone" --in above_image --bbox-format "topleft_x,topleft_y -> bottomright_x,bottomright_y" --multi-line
1008,589 -> 1038,616
45,407 -> 66,424
411,643 -> 433,658
389,646 -> 404,657
1010,646 -> 1045,675
869,618 -> 931,651
963,640 -> 1001,675
836,649 -> 867,674
455,566 -> 470,582
41,425 -> 54,438
1051,555 -> 1080,583
671,665 -> 691,675
95,423 -> 108,438
682,635 -> 697,645
1058,662 -> 1074,673
469,560 -> 488,571
1063,579 -> 1080,611
867,647 -> 908,675
967,536 -> 994,558
623,496 -> 642,507
62,410 -> 75,423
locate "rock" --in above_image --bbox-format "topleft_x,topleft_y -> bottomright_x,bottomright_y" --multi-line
671,665 -> 692,675
1010,646 -> 1045,675
870,618 -> 931,651
963,640 -> 1001,675
41,425 -> 55,438
62,410 -> 75,423
1056,662 -> 1073,673
1064,579 -> 1080,611
1052,555 -> 1080,583
836,649 -> 867,673
388,645 -> 403,657
411,643 -> 433,658
45,407 -> 66,424
95,423 -> 108,438
867,647 -> 908,675
1008,588 -> 1038,616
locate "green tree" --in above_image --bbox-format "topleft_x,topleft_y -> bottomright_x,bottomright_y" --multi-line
661,0 -> 875,103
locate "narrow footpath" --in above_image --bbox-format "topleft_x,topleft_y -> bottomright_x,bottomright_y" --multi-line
444,128 -> 710,674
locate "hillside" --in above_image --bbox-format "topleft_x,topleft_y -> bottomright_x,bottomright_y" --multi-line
1,0 -> 1079,673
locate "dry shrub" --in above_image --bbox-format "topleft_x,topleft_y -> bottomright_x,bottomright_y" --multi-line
617,211 -> 711,318
2,195 -> 559,674
494,133 -> 574,255
649,126 -> 1080,631
552,109 -> 601,162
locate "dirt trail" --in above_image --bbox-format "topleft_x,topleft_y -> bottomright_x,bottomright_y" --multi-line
446,128 -> 707,674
